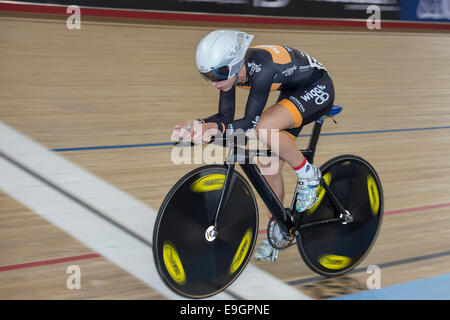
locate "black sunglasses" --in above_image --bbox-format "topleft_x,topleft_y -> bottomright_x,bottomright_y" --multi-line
200,65 -> 230,82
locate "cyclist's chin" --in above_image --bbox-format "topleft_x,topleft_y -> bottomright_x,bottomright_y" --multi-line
212,77 -> 235,92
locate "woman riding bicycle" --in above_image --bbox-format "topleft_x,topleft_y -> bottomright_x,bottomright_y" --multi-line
172,29 -> 335,262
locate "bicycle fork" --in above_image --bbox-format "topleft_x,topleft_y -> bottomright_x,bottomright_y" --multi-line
208,161 -> 294,242
207,163 -> 235,241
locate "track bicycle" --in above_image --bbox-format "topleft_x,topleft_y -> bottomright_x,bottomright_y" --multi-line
153,105 -> 383,299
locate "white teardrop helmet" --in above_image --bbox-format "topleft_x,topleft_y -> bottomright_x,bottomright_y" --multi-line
196,30 -> 254,82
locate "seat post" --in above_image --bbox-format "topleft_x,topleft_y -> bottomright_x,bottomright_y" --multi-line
302,105 -> 341,164
302,119 -> 323,164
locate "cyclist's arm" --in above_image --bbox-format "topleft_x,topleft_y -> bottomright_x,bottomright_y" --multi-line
225,52 -> 275,133
226,81 -> 271,133
202,87 -> 236,135
202,58 -> 274,135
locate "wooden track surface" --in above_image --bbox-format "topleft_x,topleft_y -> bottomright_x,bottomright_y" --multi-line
0,15 -> 449,299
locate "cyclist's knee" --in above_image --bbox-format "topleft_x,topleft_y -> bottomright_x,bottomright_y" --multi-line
255,116 -> 269,133
255,116 -> 277,143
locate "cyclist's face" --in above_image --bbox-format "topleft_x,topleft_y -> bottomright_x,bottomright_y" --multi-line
211,75 -> 236,92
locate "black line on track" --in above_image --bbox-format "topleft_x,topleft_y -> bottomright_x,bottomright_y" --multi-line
288,250 -> 450,286
0,150 -> 246,300
0,150 -> 154,247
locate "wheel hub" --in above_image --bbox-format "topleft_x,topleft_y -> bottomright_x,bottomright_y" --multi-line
205,225 -> 217,242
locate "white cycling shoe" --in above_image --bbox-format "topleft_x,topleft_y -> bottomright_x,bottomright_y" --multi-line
254,239 -> 279,263
296,164 -> 321,212
254,224 -> 291,263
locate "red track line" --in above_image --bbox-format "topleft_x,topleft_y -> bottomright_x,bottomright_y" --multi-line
258,201 -> 450,234
0,253 -> 101,272
0,202 -> 448,271
384,202 -> 450,215
1,2 -> 450,30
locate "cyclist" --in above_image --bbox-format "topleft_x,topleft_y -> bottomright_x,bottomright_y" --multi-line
172,29 -> 335,262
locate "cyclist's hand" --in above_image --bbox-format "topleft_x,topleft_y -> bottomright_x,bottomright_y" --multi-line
193,122 -> 219,145
172,120 -> 199,142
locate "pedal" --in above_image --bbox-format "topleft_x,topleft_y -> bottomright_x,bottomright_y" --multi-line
271,249 -> 279,263
267,219 -> 294,250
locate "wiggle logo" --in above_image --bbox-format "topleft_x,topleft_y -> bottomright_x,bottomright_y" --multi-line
229,228 -> 253,275
163,241 -> 186,285
190,174 -> 225,193
300,85 -> 330,105
247,61 -> 262,76
319,254 -> 352,270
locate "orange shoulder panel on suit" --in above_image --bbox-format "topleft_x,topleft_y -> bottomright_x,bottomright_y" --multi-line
251,45 -> 292,65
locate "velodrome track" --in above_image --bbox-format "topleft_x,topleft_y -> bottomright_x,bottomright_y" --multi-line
0,3 -> 449,300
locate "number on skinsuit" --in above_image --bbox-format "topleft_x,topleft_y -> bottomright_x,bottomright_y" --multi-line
302,51 -> 327,71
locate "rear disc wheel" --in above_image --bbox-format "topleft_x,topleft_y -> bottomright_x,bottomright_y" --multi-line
296,155 -> 383,276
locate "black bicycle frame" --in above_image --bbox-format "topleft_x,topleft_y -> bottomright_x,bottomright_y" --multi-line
212,118 -> 349,235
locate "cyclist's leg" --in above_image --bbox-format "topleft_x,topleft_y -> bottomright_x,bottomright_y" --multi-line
257,74 -> 334,165
258,131 -> 299,209
254,105 -> 305,262
255,73 -> 335,261
255,105 -> 304,168
257,72 -> 335,211
254,152 -> 291,263
259,157 -> 285,204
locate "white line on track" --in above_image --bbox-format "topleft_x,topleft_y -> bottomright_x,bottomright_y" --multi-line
0,121 -> 310,300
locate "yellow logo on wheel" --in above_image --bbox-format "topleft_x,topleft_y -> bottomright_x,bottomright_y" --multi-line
307,172 -> 332,215
163,240 -> 186,285
367,175 -> 380,216
190,174 -> 225,193
319,254 -> 352,270
229,228 -> 253,275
